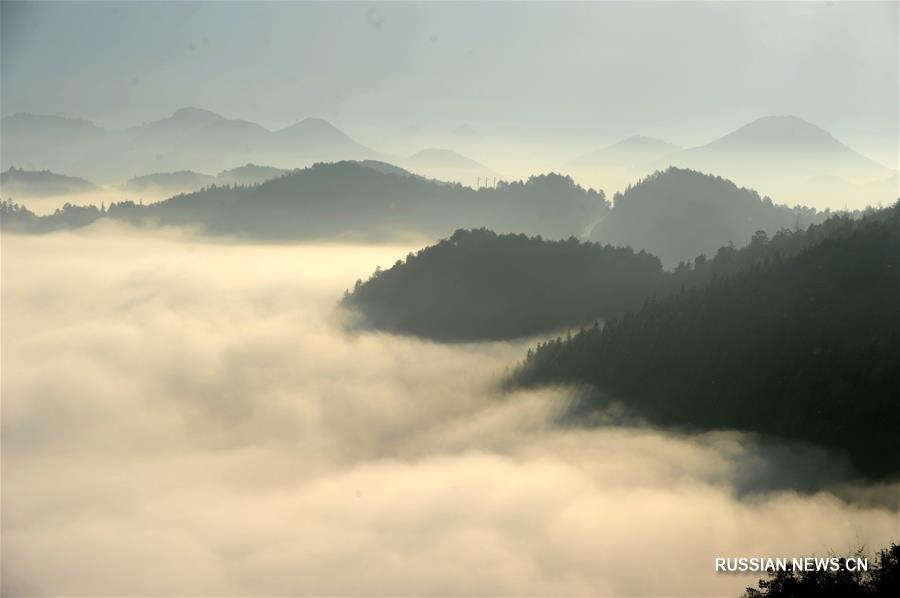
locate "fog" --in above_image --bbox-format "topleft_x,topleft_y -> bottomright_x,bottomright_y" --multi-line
2,225 -> 896,596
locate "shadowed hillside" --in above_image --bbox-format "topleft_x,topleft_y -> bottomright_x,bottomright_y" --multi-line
343,202 -> 874,342
512,204 -> 900,478
592,167 -> 826,267
342,228 -> 663,341
1,161 -> 608,241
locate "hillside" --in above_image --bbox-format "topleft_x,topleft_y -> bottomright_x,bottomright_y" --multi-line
0,166 -> 99,197
123,170 -> 214,195
343,201 -> 872,342
592,167 -> 826,267
272,117 -> 374,159
404,148 -> 498,185
214,163 -> 289,186
1,161 -> 608,241
663,116 -> 896,209
512,204 -> 900,478
342,229 -> 663,341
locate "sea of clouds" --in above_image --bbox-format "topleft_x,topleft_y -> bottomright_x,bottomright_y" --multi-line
1,224 -> 896,596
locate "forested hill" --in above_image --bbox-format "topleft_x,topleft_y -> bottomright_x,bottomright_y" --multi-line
0,161 -> 608,241
343,208 -> 880,342
342,229 -> 664,341
512,204 -> 900,478
1,166 -> 99,196
592,167 -> 827,267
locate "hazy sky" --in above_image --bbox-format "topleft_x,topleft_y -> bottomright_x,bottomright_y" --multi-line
1,1 -> 897,160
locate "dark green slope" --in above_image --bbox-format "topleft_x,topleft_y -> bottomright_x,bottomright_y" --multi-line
513,205 -> 900,477
342,228 -> 663,341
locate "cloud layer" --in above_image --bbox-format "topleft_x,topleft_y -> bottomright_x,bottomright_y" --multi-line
2,225 -> 896,596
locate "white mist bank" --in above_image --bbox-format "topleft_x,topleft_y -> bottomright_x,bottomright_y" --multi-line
1,225 -> 896,596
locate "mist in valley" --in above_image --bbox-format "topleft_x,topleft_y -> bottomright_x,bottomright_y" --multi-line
2,2 -> 899,596
2,226 -> 896,596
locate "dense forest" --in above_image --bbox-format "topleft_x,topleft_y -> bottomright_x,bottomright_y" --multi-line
511,204 -> 899,477
344,207 -> 880,341
592,167 -> 827,266
342,229 -> 664,341
0,161 -> 608,240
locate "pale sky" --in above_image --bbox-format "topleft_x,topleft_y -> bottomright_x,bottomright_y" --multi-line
2,1 -> 897,163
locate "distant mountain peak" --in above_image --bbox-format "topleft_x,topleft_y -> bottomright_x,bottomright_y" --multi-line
278,117 -> 345,136
169,107 -> 225,124
705,115 -> 847,152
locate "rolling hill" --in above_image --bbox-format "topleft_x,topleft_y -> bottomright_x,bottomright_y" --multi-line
404,148 -> 499,185
2,161 -> 608,241
591,167 -> 826,267
0,166 -> 99,197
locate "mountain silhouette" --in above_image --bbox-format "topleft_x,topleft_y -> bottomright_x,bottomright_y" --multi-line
591,167 -> 826,267
272,117 -> 375,158
0,108 -> 378,182
3,162 -> 608,241
122,170 -> 215,195
156,107 -> 225,127
405,148 -> 498,184
214,163 -> 289,186
663,116 -> 895,208
1,166 -> 99,197
120,163 -> 290,196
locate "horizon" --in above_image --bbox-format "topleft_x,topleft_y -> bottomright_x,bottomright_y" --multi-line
2,1 -> 897,166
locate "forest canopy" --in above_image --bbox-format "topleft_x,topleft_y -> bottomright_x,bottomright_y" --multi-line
511,203 -> 900,477
342,228 -> 663,341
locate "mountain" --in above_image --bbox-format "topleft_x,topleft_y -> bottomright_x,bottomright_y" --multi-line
123,107 -> 226,147
343,192 -> 877,343
0,166 -> 99,197
121,163 -> 289,196
272,117 -> 375,159
122,170 -> 215,195
214,163 -> 289,186
343,229 -> 663,341
180,118 -> 272,153
0,114 -> 105,173
404,148 -> 498,184
149,106 -> 224,129
569,135 -> 681,168
355,160 -> 416,178
513,204 -> 900,478
2,162 -> 608,241
591,167 -> 826,267
664,116 -> 896,209
0,108 -> 379,182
